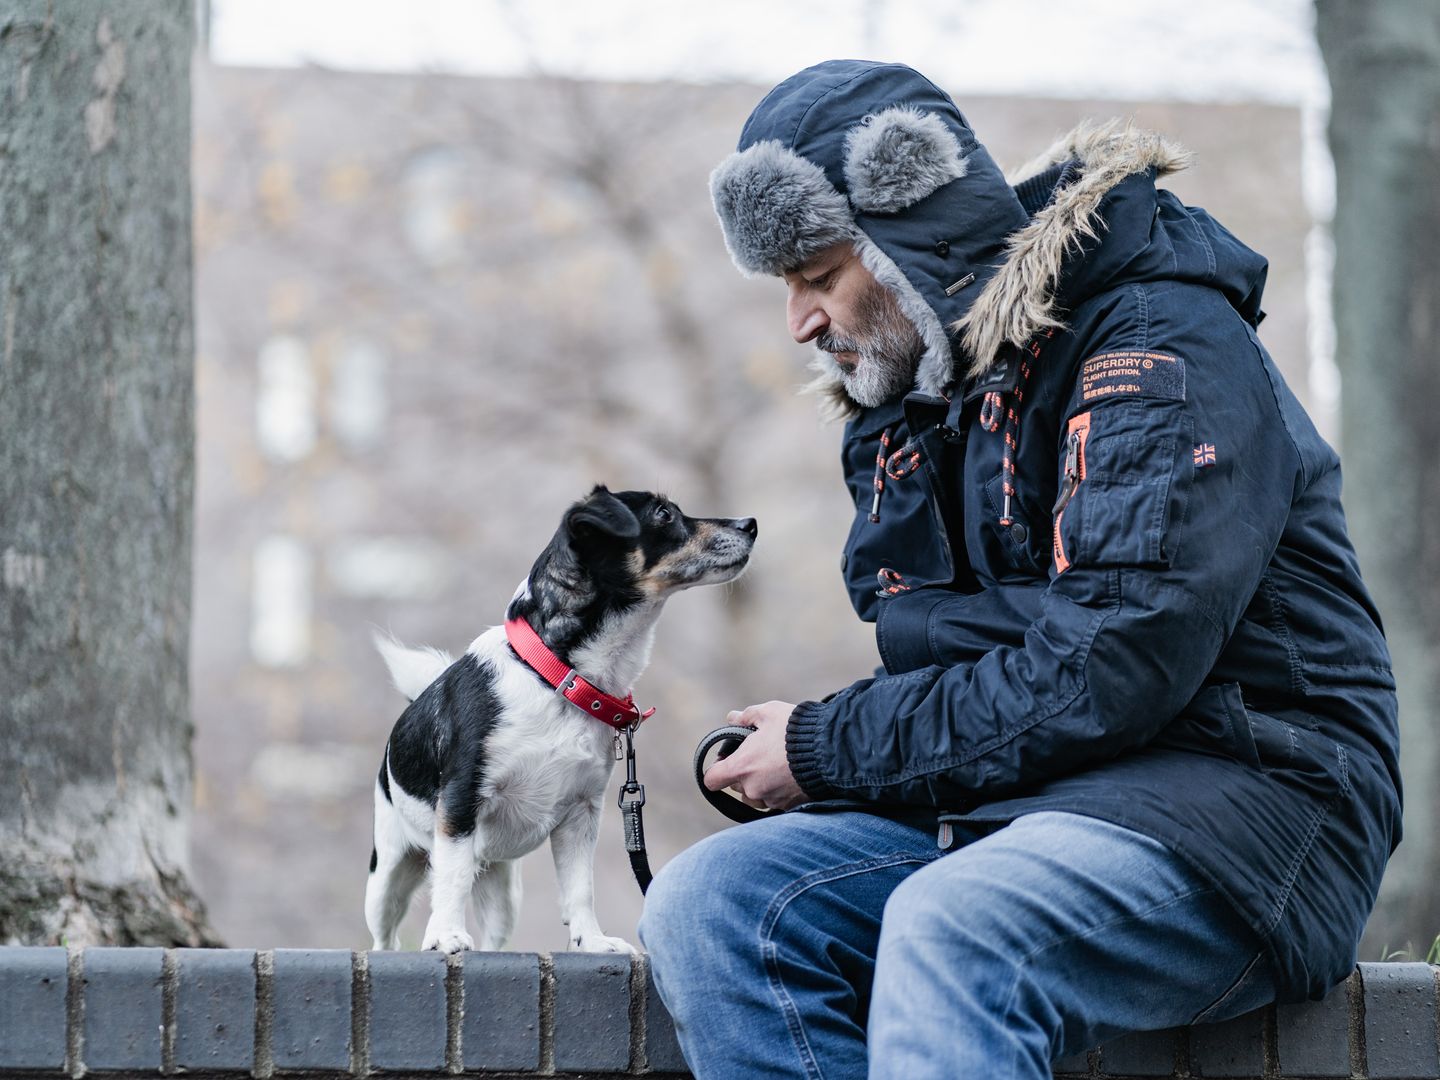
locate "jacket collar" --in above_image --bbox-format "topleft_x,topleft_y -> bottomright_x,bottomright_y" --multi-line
814,120 -> 1193,419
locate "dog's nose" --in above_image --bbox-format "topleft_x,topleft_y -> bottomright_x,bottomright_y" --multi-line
733,518 -> 758,539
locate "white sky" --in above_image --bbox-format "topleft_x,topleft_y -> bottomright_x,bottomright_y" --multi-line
209,0 -> 1328,108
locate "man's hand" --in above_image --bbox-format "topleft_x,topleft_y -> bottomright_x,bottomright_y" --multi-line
703,700 -> 810,811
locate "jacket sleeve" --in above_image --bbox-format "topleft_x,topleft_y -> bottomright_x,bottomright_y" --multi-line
786,342 -> 1303,807
876,579 -> 1047,672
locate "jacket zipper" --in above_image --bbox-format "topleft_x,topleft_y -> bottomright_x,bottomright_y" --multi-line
1052,411 -> 1091,574
1052,430 -> 1083,516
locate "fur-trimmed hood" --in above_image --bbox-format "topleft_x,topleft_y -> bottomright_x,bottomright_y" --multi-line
712,62 -> 1268,419
952,119 -> 1193,379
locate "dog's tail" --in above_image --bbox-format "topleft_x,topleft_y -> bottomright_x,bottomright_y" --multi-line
372,629 -> 454,701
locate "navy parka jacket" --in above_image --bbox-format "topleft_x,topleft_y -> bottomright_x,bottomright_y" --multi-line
752,72 -> 1402,1004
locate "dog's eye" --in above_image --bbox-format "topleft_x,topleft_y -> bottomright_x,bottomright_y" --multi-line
653,506 -> 673,525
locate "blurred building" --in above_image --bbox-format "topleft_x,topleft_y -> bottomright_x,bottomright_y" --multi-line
189,59 -> 1313,950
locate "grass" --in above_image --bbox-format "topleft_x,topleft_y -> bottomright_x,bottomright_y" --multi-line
1377,934 -> 1440,964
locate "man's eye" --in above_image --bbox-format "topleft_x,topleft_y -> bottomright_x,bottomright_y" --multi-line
808,271 -> 834,290
654,506 -> 673,524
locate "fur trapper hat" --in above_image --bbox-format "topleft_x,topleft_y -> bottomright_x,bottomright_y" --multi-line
711,61 -> 1032,407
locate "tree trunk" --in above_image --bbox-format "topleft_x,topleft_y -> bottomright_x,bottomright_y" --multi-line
0,1 -> 216,945
1316,0 -> 1440,956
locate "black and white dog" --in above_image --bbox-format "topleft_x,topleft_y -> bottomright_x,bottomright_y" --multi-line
365,486 -> 756,954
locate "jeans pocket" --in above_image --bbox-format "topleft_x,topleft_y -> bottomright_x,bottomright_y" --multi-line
1189,948 -> 1275,1026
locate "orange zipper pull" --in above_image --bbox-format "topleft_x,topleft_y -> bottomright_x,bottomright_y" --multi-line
1052,429 -> 1083,515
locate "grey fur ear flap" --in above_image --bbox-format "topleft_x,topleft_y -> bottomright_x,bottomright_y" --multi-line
565,486 -> 640,543
844,106 -> 969,214
711,140 -> 856,276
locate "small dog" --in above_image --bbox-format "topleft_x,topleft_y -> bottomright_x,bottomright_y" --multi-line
365,486 -> 756,953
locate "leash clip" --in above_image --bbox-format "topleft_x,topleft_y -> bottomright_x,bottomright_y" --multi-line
617,722 -> 646,808
614,721 -> 653,894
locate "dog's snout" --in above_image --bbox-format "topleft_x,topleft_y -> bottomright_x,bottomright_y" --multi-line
733,518 -> 758,539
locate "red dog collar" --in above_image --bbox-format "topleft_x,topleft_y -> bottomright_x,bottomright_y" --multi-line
504,616 -> 655,730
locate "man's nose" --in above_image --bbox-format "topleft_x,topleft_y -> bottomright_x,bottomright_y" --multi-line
787,290 -> 828,344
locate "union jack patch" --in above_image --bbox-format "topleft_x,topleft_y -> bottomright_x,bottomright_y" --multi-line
1193,443 -> 1217,468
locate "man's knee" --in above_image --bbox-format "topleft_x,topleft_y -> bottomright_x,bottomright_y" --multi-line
877,858 -> 1060,1043
643,810 -> 935,969
639,826 -> 761,956
880,855 -> 1022,962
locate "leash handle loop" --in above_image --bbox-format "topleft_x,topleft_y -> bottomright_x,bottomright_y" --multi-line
693,725 -> 775,825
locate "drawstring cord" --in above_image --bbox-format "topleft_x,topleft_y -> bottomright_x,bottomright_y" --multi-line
886,442 -> 922,480
869,426 -> 923,523
978,331 -> 1052,527
869,427 -> 892,523
979,357 -> 1031,527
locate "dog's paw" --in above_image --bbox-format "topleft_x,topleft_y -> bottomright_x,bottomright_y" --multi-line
572,932 -> 638,954
422,926 -> 474,954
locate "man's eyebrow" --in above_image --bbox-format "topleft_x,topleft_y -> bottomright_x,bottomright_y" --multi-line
787,254 -> 842,278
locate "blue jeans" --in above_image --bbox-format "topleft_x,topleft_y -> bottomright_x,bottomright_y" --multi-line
639,810 -> 1275,1079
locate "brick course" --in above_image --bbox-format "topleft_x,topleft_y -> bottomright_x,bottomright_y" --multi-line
0,949 -> 1431,1078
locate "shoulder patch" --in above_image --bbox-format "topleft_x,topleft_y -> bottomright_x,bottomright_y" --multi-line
1075,350 -> 1186,407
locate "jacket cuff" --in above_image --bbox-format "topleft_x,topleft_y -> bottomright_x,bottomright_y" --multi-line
787,699 -> 841,801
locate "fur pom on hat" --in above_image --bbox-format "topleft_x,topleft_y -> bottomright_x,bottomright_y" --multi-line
843,106 -> 969,214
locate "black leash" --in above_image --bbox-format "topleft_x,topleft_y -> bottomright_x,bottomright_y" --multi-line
617,723 -> 652,893
619,723 -> 783,895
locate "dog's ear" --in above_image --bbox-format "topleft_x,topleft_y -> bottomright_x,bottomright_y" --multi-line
564,487 -> 640,545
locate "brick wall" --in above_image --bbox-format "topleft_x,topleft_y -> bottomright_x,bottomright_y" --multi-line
1,949 -> 1436,1078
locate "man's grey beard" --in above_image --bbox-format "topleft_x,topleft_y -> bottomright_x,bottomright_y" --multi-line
814,277 -> 926,407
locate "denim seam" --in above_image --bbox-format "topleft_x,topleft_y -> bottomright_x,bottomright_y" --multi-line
760,853 -> 940,1080
996,885 -> 1215,1076
1188,947 -> 1268,1026
1002,884 -> 1214,971
763,940 -> 826,1080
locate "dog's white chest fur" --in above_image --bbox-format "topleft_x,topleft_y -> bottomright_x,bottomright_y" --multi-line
385,627 -> 619,864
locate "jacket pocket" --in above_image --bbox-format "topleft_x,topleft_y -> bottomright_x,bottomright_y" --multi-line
839,410 -> 956,622
1154,683 -> 1262,770
1053,403 -> 1182,573
1247,705 -> 1352,800
1158,683 -> 1351,799
984,471 -> 1050,576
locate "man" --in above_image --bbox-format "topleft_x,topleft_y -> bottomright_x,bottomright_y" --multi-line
638,60 -> 1401,1080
